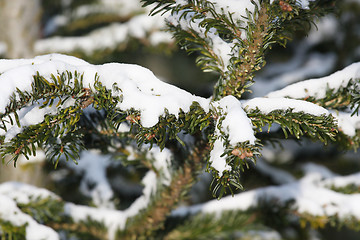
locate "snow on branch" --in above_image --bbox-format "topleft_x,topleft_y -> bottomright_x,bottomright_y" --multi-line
65,150 -> 115,209
0,182 -> 60,240
210,96 -> 256,175
0,169 -> 163,240
0,54 -> 258,192
243,97 -> 337,144
65,170 -> 159,239
166,0 -> 258,71
264,63 -> 360,144
244,97 -> 329,116
0,54 -> 210,129
173,163 -> 360,226
267,62 -> 360,100
36,14 -> 172,55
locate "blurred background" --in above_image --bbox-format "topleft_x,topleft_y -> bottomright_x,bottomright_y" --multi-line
1,0 -> 360,239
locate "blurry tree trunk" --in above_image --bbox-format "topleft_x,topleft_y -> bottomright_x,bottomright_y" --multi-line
0,0 -> 46,186
0,0 -> 41,58
0,158 -> 47,187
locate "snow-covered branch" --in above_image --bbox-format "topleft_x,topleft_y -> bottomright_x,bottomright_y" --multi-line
173,162 -> 360,229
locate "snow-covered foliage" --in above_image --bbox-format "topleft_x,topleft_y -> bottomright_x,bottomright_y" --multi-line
1,0 -> 360,240
36,14 -> 172,55
0,182 -> 60,240
174,162 -> 360,217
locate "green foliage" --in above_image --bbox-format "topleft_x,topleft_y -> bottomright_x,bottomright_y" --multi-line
0,220 -> 26,240
303,82 -> 355,112
17,197 -> 64,224
142,0 -> 336,99
208,137 -> 262,198
248,108 -> 337,144
2,0 -> 360,240
329,184 -> 360,195
0,71 -> 90,167
350,79 -> 360,116
163,210 -> 259,240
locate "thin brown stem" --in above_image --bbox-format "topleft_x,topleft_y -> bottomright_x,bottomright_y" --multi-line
223,5 -> 269,98
119,140 -> 209,240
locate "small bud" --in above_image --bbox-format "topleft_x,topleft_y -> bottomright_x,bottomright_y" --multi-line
279,1 -> 292,12
15,148 -> 21,155
126,115 -> 141,123
231,148 -> 241,156
145,133 -> 156,140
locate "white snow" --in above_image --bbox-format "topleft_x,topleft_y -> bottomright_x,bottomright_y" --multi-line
267,62 -> 360,99
294,0 -> 316,9
207,0 -> 258,21
36,0 -> 171,54
321,172 -> 360,188
68,150 -> 115,209
167,0 -> 260,70
209,134 -> 231,175
36,14 -> 171,55
264,63 -> 360,137
306,15 -> 339,45
0,54 -> 258,176
2,102 -> 60,142
0,195 -> 59,240
301,162 -> 337,179
167,10 -> 235,70
65,170 -> 158,240
0,54 -> 210,130
172,163 -> 360,222
0,182 -> 59,204
0,183 -> 60,240
0,170 -> 159,240
75,0 -> 143,18
244,97 -> 329,116
64,203 -> 124,238
251,15 -> 339,98
209,96 -> 256,175
146,146 -> 173,185
331,110 -> 360,137
256,159 -> 296,184
217,96 -> 256,145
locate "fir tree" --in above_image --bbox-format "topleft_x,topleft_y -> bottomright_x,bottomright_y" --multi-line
1,0 -> 360,240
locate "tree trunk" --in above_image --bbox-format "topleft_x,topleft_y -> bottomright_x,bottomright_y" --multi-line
0,0 -> 41,58
0,0 -> 44,186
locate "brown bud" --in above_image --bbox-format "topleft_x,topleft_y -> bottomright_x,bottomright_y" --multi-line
231,148 -> 241,156
15,148 -> 21,155
145,133 -> 156,140
279,1 -> 292,12
126,115 -> 141,123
